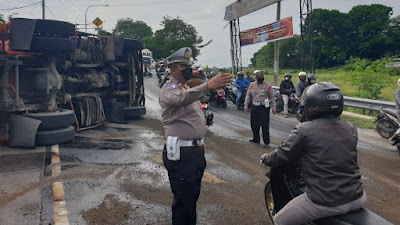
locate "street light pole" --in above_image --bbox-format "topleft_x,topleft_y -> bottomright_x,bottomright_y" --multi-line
85,4 -> 109,32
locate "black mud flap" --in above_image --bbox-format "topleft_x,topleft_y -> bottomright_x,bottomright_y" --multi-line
124,106 -> 146,119
9,114 -> 41,148
104,100 -> 126,123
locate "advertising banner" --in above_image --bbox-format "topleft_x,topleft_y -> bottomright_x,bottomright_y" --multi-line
239,17 -> 293,46
224,0 -> 280,21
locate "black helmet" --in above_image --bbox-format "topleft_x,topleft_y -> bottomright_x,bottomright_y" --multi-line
238,71 -> 244,76
301,82 -> 343,121
307,73 -> 317,84
284,73 -> 292,79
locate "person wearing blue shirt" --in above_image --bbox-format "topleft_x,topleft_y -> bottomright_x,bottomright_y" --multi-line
235,71 -> 250,109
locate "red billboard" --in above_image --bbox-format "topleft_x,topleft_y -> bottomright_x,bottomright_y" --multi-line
240,17 -> 293,46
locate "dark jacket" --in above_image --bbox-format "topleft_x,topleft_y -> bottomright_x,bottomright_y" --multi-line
395,89 -> 400,120
296,80 -> 307,97
264,117 -> 364,207
279,80 -> 295,95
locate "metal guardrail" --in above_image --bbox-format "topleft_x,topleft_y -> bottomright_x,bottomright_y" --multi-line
272,86 -> 396,112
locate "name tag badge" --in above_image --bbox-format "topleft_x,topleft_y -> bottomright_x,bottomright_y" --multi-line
264,99 -> 270,108
167,136 -> 180,161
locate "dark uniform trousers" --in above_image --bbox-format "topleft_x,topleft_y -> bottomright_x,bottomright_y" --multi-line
163,145 -> 206,225
250,105 -> 270,144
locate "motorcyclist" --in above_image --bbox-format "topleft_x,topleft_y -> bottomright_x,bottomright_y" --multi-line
306,73 -> 317,87
198,68 -> 206,80
205,71 -> 215,82
296,72 -> 308,117
279,73 -> 295,118
261,82 -> 366,225
235,71 -> 250,109
395,79 -> 400,121
158,64 -> 166,83
296,72 -> 307,97
246,71 -> 255,82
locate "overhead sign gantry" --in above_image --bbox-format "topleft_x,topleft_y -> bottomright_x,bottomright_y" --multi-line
224,0 -> 283,85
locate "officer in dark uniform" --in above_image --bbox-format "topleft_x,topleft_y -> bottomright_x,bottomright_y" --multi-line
160,47 -> 233,225
244,72 -> 276,146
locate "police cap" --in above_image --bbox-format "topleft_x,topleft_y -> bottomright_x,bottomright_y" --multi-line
166,47 -> 193,66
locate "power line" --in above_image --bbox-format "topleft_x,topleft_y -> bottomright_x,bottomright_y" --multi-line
46,0 -> 195,8
0,1 -> 41,11
45,5 -> 57,19
8,0 -> 37,17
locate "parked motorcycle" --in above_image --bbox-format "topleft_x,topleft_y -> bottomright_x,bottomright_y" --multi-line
275,91 -> 300,114
375,107 -> 400,155
263,163 -> 391,224
207,88 -> 227,108
202,103 -> 214,126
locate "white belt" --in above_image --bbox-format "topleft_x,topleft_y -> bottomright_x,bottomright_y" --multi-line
179,138 -> 204,147
253,101 -> 265,106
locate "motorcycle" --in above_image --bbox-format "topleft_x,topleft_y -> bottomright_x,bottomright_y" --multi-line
143,67 -> 152,77
275,91 -> 300,114
227,87 -> 247,109
263,163 -> 391,225
375,107 -> 400,155
202,103 -> 214,126
207,88 -> 227,108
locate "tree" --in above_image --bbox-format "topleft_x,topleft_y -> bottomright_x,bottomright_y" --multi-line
145,16 -> 208,60
97,29 -> 111,36
348,4 -> 393,59
112,18 -> 153,40
310,9 -> 350,68
250,35 -> 302,69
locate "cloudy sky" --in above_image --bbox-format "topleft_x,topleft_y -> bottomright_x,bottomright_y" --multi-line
1,0 -> 400,67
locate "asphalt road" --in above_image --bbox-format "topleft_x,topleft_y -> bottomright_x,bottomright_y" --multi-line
1,74 -> 399,225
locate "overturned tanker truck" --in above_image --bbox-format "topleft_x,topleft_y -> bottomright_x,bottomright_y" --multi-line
0,18 -> 146,147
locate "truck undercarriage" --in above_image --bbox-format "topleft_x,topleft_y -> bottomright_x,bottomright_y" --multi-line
0,18 -> 146,147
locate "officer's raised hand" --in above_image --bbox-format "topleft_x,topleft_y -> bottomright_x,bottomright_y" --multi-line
207,72 -> 233,90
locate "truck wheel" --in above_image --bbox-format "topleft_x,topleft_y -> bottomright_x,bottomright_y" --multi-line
30,36 -> 76,53
34,19 -> 75,37
23,109 -> 75,131
35,126 -> 75,146
124,106 -> 146,119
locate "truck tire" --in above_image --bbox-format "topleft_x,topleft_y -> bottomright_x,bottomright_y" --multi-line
30,36 -> 76,53
35,126 -> 75,146
124,106 -> 146,119
23,109 -> 75,131
34,19 -> 75,37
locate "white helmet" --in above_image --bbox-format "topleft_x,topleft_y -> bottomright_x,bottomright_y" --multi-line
398,78 -> 400,88
198,68 -> 203,71
254,70 -> 261,75
298,71 -> 307,77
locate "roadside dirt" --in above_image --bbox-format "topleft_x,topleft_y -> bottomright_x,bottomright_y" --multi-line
82,194 -> 131,225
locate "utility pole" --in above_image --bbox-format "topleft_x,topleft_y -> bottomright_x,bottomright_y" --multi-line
230,21 -> 235,75
42,0 -> 45,19
273,1 -> 281,86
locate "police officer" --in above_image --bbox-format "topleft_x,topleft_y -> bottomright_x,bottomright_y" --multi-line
261,82 -> 365,225
160,47 -> 233,225
244,72 -> 276,147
